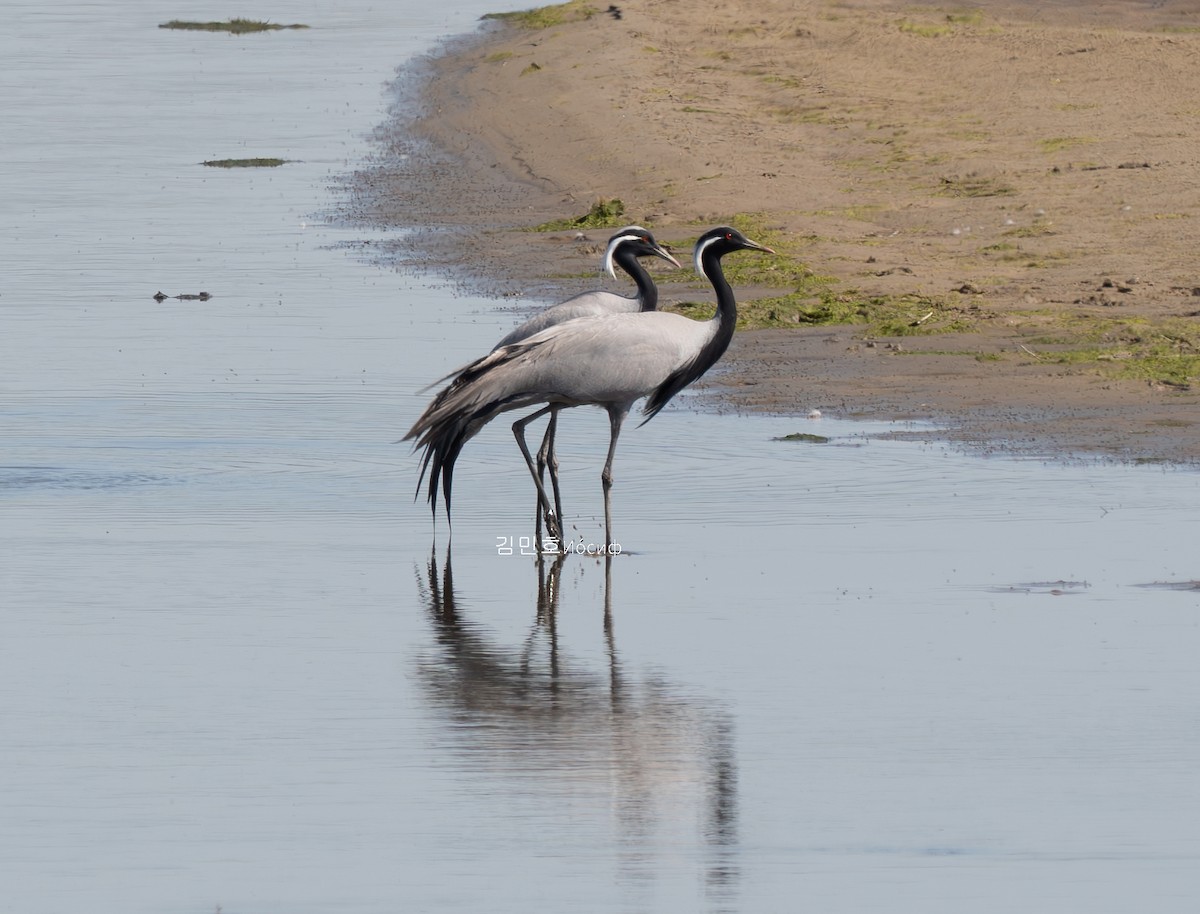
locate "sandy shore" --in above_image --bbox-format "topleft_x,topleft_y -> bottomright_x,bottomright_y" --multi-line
347,0 -> 1200,462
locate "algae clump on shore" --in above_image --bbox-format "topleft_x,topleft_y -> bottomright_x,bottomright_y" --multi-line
533,199 -> 627,231
482,1 -> 598,29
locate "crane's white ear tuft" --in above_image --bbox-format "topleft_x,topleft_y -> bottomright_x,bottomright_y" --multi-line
603,229 -> 647,279
693,235 -> 720,282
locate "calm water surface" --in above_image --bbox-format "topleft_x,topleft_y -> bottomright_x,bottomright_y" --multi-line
3,2 -> 1199,912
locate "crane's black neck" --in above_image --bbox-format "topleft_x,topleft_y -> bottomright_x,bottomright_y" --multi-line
683,239 -> 739,379
641,242 -> 737,421
697,240 -> 738,345
612,246 -> 659,312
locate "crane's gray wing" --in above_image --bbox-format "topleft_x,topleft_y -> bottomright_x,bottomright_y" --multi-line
493,290 -> 637,349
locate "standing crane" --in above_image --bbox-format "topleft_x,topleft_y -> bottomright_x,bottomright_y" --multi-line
407,225 -> 774,548
494,227 -> 679,538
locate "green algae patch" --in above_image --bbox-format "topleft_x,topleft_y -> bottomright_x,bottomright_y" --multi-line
203,158 -> 287,168
482,1 -> 597,29
540,210 -> 1200,387
159,19 -> 308,34
662,215 -> 979,334
1015,313 -> 1200,387
773,432 -> 831,444
730,292 -> 976,334
533,199 -> 626,231
661,214 -> 832,294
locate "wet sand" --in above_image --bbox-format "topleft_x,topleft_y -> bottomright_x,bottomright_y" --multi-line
347,0 -> 1200,462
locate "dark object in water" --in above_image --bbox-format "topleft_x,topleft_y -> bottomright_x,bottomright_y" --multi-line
773,432 -> 830,444
203,158 -> 287,168
1134,580 -> 1200,591
159,19 -> 308,34
153,291 -> 212,302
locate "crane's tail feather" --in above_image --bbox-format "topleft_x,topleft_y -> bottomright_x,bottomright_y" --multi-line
412,424 -> 455,517
407,339 -> 551,524
408,403 -> 495,526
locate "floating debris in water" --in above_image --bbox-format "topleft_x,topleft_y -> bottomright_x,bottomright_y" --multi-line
202,158 -> 287,168
988,580 -> 1090,595
773,432 -> 830,444
1133,580 -> 1200,591
153,291 -> 212,302
159,19 -> 308,34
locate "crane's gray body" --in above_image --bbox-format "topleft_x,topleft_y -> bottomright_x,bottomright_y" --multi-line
422,310 -> 718,429
494,288 -> 644,350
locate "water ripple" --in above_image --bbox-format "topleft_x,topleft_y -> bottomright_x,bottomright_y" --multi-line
0,465 -> 168,492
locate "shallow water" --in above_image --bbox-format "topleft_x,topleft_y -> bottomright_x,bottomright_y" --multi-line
3,2 -> 1199,912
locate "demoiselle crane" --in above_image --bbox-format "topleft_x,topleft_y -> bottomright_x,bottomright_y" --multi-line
496,227 -> 680,537
407,225 -> 775,548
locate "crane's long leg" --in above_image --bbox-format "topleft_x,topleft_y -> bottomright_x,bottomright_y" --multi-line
513,407 -> 562,542
536,408 -> 565,537
601,406 -> 629,549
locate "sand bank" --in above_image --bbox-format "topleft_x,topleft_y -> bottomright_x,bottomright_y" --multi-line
347,0 -> 1200,462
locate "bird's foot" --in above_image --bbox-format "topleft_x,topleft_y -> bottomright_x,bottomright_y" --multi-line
539,513 -> 563,552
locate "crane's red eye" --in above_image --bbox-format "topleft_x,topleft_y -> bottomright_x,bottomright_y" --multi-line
725,232 -> 733,240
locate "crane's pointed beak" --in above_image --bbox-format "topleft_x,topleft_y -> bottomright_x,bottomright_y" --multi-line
653,244 -> 682,269
743,238 -> 776,255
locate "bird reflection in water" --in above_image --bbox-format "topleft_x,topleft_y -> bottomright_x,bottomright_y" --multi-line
416,547 -> 739,909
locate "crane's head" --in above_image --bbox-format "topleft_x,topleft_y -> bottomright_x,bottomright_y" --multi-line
603,226 -> 682,278
692,226 -> 776,281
